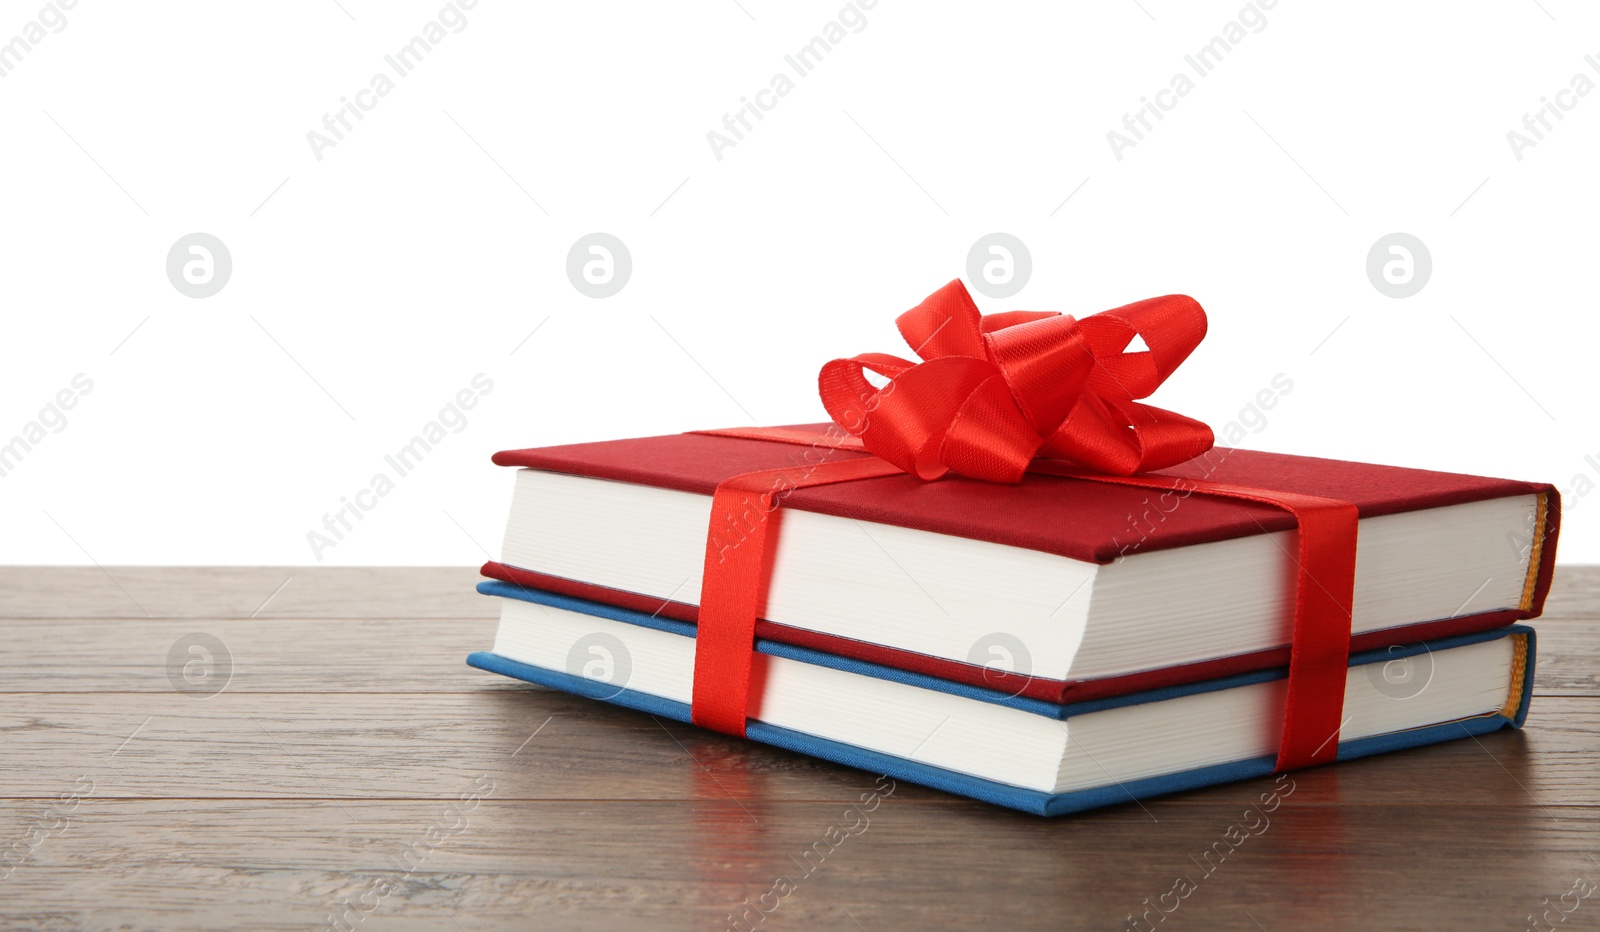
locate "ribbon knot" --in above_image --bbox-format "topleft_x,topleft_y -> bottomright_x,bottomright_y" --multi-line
819,279 -> 1215,482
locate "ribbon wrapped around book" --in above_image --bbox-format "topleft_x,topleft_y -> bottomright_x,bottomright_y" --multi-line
689,280 -> 1358,774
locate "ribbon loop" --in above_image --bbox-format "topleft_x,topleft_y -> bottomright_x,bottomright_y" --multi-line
818,279 -> 1215,481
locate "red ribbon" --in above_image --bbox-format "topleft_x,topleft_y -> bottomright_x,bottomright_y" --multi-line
690,281 -> 1358,775
691,457 -> 904,737
819,279 -> 1215,482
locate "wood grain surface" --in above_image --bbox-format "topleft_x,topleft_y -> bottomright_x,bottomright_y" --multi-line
0,565 -> 1595,931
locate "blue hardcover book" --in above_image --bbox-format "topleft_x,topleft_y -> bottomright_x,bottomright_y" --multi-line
468,581 -> 1535,816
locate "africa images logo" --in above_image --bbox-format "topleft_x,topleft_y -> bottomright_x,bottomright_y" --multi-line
566,633 -> 632,700
967,632 -> 1034,698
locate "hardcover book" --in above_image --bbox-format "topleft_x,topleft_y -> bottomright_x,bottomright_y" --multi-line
482,427 -> 1559,701
469,582 -> 1536,816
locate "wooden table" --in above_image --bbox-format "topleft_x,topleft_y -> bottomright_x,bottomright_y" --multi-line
0,566 -> 1595,931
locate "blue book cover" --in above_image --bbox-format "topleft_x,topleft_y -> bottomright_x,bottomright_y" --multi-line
468,581 -> 1536,816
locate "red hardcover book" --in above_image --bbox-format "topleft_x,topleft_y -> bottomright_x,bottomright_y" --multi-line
483,426 -> 1558,703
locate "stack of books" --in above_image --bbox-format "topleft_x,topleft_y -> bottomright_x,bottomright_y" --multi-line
467,427 -> 1558,815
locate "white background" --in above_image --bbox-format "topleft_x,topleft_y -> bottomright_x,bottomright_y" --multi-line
0,0 -> 1595,565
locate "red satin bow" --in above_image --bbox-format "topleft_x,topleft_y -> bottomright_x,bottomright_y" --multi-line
819,280 -> 1215,482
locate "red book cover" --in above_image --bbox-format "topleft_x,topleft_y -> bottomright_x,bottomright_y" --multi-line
484,426 -> 1559,703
